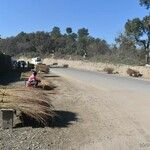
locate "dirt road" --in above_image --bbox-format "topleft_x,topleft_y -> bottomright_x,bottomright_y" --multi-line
49,68 -> 150,150
1,69 -> 150,149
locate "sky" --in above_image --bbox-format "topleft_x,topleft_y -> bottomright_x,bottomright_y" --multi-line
0,0 -> 149,44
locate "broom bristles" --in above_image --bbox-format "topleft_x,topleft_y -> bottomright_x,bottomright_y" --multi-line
0,87 -> 55,124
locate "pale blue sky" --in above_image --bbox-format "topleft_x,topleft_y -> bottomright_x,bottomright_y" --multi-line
0,0 -> 149,43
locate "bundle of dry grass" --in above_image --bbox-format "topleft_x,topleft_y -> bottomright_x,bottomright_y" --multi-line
21,71 -> 32,80
127,68 -> 143,77
53,63 -> 58,65
0,87 -> 55,125
103,67 -> 114,74
63,64 -> 69,68
36,64 -> 49,74
40,79 -> 55,90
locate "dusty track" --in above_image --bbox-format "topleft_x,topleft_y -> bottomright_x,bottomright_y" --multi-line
50,68 -> 150,149
1,70 -> 150,149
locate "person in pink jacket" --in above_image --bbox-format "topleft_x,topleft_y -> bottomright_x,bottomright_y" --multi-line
26,71 -> 41,87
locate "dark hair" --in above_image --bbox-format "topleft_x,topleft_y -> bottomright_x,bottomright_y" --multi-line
32,71 -> 37,76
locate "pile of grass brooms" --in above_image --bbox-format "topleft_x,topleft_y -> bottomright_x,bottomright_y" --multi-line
0,85 -> 55,126
35,64 -> 50,74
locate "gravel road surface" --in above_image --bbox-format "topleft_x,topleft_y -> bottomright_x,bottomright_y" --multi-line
50,68 -> 150,150
51,68 -> 150,92
1,68 -> 150,150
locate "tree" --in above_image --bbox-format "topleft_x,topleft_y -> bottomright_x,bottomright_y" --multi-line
50,27 -> 61,39
140,0 -> 150,9
66,27 -> 72,35
115,34 -> 136,53
87,37 -> 110,56
125,16 -> 150,64
76,28 -> 89,56
77,28 -> 89,39
0,26 -> 112,59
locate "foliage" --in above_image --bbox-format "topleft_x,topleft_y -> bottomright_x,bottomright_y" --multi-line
115,34 -> 137,57
140,0 -> 150,9
0,27 -> 110,58
125,16 -> 150,63
0,26 -> 145,65
66,27 -> 72,35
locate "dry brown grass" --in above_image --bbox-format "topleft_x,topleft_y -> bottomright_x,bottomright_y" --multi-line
127,68 -> 143,77
0,87 -> 55,124
21,71 -> 55,91
103,67 -> 114,74
21,71 -> 32,80
63,64 -> 69,68
36,64 -> 49,74
40,79 -> 56,91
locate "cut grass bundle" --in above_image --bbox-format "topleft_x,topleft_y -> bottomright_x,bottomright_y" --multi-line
127,68 -> 143,77
36,64 -> 49,74
40,79 -> 56,91
0,87 -> 55,125
63,64 -> 69,68
103,67 -> 114,74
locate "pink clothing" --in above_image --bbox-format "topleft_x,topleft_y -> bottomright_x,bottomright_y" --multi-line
28,74 -> 37,82
26,74 -> 37,87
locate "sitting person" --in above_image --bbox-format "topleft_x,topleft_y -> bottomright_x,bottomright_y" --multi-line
26,71 -> 41,87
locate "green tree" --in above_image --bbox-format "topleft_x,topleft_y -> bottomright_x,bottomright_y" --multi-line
125,16 -> 150,64
115,34 -> 136,53
66,27 -> 72,35
77,28 -> 89,39
87,37 -> 110,56
76,28 -> 89,56
140,0 -> 150,8
50,27 -> 61,39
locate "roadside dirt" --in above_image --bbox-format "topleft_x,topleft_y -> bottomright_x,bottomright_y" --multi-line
43,58 -> 150,79
19,57 -> 150,79
1,74 -> 150,149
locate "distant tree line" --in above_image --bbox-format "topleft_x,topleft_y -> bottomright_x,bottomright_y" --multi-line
0,27 -> 110,57
0,0 -> 149,65
0,26 -> 145,65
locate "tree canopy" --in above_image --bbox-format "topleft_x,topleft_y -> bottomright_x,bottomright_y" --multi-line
140,0 -> 150,9
125,15 -> 150,63
0,0 -> 148,65
0,27 -> 111,58
125,16 -> 150,50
